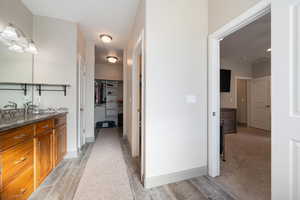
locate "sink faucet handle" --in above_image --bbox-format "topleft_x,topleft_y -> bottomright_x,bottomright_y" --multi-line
8,101 -> 17,109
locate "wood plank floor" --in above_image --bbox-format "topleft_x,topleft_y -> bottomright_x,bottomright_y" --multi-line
29,128 -> 237,200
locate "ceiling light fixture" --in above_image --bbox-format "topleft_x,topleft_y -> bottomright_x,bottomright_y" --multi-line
106,56 -> 118,64
267,48 -> 271,52
100,34 -> 113,43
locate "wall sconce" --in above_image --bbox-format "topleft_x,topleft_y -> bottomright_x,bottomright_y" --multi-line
0,23 -> 38,54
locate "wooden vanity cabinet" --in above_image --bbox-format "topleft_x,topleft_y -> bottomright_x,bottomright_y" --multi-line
0,113 -> 67,200
35,129 -> 53,187
53,115 -> 67,167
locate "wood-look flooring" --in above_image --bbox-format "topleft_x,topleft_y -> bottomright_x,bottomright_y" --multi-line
29,144 -> 93,200
29,128 -> 237,200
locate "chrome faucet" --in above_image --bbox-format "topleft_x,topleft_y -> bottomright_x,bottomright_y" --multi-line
3,101 -> 17,109
24,101 -> 32,114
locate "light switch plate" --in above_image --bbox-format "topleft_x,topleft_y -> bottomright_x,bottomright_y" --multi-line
186,95 -> 197,104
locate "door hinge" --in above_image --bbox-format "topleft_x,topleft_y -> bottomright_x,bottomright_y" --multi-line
213,112 -> 216,116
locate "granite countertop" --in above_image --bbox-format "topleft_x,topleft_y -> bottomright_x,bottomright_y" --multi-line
0,111 -> 68,133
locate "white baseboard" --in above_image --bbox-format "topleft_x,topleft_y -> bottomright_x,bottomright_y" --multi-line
64,150 -> 79,159
85,136 -> 95,143
144,166 -> 207,189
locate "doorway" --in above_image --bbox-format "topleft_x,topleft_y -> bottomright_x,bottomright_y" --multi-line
208,1 -> 271,199
132,31 -> 145,183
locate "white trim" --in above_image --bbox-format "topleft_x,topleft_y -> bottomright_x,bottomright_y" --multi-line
208,0 -> 271,177
144,166 -> 207,189
131,30 -> 146,182
85,136 -> 95,143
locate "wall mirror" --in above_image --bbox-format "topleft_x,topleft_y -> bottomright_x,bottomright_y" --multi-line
0,24 -> 35,109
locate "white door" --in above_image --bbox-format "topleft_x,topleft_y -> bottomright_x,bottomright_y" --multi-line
78,57 -> 86,149
251,77 -> 271,130
272,0 -> 300,199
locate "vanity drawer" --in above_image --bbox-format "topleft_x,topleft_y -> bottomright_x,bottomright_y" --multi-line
36,120 -> 53,135
1,167 -> 34,200
1,139 -> 34,187
0,126 -> 34,152
54,115 -> 66,127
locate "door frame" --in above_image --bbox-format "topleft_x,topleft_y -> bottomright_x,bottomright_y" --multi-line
208,0 -> 271,177
132,30 -> 145,182
235,76 -> 252,126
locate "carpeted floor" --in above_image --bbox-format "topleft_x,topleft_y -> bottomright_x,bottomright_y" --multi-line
215,127 -> 271,200
73,128 -> 134,200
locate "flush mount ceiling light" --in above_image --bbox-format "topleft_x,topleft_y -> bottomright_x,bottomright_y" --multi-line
267,48 -> 271,52
106,56 -> 118,63
100,34 -> 113,43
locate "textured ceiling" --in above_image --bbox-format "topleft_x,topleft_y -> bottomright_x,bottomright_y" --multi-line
221,13 -> 271,64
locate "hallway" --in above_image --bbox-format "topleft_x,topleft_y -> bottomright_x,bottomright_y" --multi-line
30,128 -> 237,200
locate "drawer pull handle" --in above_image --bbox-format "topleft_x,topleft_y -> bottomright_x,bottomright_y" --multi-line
20,188 -> 27,194
42,125 -> 49,129
14,134 -> 27,139
14,157 -> 27,164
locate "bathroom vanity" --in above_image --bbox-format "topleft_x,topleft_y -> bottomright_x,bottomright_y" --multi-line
0,112 -> 67,200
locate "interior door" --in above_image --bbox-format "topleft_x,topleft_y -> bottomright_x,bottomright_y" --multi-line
251,77 -> 270,130
36,130 -> 53,186
272,0 -> 300,199
78,57 -> 86,149
237,79 -> 248,124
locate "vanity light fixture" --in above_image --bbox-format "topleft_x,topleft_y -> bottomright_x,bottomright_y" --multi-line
0,24 -> 38,54
0,24 -> 19,41
106,56 -> 118,64
100,34 -> 113,43
25,40 -> 38,54
8,42 -> 24,53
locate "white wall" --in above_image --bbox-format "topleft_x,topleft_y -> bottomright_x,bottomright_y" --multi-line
220,58 -> 252,108
208,0 -> 263,33
124,0 -> 145,146
252,59 -> 271,78
95,64 -> 123,81
33,15 -> 78,154
0,0 -> 33,37
144,0 -> 208,185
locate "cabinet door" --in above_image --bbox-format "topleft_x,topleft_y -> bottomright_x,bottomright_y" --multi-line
35,130 -> 53,186
54,125 -> 67,166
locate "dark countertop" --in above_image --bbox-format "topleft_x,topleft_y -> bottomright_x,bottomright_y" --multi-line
0,112 -> 67,133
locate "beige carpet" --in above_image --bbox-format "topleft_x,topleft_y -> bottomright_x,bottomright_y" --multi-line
73,128 -> 133,200
215,127 -> 271,200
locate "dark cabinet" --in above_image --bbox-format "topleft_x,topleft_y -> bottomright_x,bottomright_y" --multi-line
221,108 -> 237,134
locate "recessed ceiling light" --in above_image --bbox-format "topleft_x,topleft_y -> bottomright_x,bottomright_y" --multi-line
267,48 -> 271,52
100,34 -> 112,43
106,56 -> 118,63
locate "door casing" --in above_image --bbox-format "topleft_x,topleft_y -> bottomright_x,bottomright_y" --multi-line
208,0 -> 271,177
